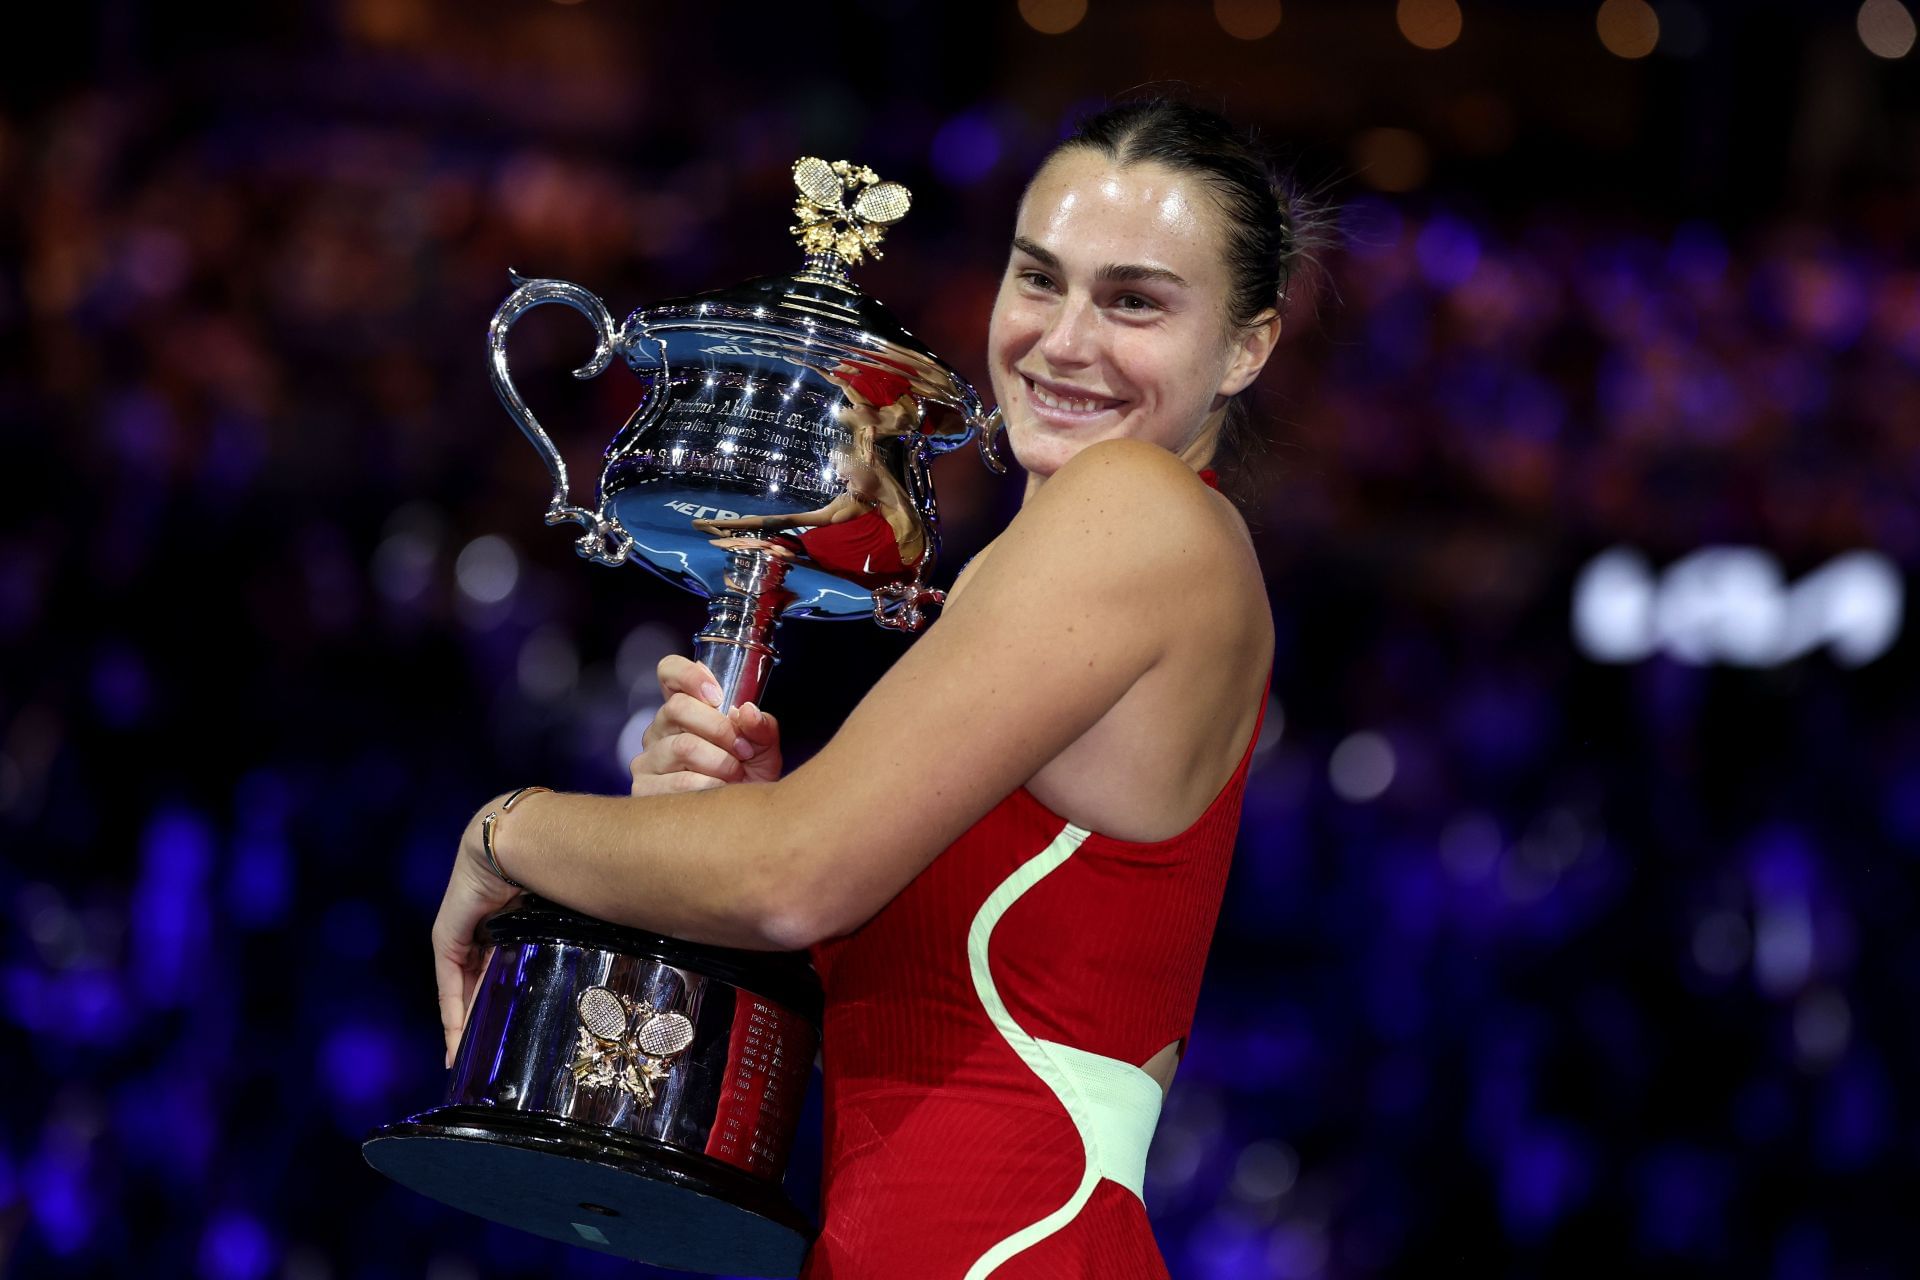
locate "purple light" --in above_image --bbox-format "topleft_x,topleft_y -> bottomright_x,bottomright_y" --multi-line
1634,1144 -> 1733,1257
1341,195 -> 1405,259
201,1210 -> 275,1280
930,112 -> 1001,186
1666,220 -> 1730,281
227,835 -> 291,927
1416,214 -> 1481,289
1500,1125 -> 1593,1240
320,1022 -> 401,1108
131,807 -> 215,1002
26,1153 -> 90,1257
1813,1056 -> 1890,1172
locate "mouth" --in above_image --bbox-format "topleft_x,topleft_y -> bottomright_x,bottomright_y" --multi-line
1020,373 -> 1126,423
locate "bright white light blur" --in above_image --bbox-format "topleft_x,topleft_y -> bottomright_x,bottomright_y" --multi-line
1439,812 -> 1502,881
1655,546 -> 1787,666
1231,1140 -> 1301,1202
454,535 -> 519,605
1793,987 -> 1852,1066
1572,547 -> 1658,661
1329,732 -> 1395,802
1573,545 -> 1903,667
516,626 -> 580,702
1858,0 -> 1917,58
1781,550 -> 1904,666
1691,910 -> 1751,977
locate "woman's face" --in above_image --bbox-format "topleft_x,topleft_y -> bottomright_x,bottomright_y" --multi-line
986,148 -> 1276,482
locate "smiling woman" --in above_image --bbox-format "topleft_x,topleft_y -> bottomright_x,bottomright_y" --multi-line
433,97 -> 1322,1279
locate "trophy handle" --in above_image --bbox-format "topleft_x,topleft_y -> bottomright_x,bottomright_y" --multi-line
487,272 -> 665,567
975,406 -> 1010,475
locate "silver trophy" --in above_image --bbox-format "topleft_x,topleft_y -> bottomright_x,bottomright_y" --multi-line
361,159 -> 996,1276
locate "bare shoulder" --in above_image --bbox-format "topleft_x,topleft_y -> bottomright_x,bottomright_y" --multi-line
1006,440 -> 1260,600
1031,438 -> 1220,513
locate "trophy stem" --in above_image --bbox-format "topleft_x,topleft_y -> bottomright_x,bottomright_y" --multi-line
694,547 -> 794,713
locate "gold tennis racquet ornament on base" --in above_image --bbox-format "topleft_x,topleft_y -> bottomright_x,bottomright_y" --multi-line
360,159 -> 997,1276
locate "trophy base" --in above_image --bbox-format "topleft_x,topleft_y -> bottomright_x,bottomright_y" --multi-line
362,1105 -> 814,1276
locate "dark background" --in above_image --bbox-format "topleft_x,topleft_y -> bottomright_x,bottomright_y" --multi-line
3,1 -> 1917,1276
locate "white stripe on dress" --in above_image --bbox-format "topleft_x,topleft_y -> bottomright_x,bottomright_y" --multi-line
963,821 -> 1167,1278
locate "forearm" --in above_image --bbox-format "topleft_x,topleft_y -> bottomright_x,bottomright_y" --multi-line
486,783 -> 801,950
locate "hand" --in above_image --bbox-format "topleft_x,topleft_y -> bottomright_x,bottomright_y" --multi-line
693,516 -> 758,535
629,655 -> 784,794
431,791 -> 528,1069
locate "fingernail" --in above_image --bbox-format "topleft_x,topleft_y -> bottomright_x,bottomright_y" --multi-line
734,736 -> 757,760
740,701 -> 762,725
701,681 -> 723,707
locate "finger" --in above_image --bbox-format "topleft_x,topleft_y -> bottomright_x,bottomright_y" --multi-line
644,692 -> 741,755
654,731 -> 748,780
732,702 -> 781,750
640,691 -> 739,754
434,935 -> 473,1070
730,703 -> 783,783
657,654 -> 723,709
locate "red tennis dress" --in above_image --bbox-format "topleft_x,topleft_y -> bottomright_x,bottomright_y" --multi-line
802,484 -> 1264,1277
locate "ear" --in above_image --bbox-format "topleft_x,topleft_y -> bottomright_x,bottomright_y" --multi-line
1217,309 -> 1282,399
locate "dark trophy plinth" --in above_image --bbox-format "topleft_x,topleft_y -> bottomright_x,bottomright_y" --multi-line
363,901 -> 823,1273
362,156 -> 994,1275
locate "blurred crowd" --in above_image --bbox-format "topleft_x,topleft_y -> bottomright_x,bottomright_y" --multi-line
3,13 -> 1918,1279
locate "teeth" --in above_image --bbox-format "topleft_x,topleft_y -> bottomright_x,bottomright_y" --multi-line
1030,381 -> 1111,414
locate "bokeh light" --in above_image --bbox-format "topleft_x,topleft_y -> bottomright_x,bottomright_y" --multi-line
453,534 -> 519,605
1330,731 -> 1396,801
1019,0 -> 1087,35
1215,0 -> 1283,41
1597,0 -> 1661,58
1397,0 -> 1463,49
1352,126 -> 1431,192
1857,0 -> 1917,56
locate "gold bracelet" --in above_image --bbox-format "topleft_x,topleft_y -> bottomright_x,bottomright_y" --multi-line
480,785 -> 552,890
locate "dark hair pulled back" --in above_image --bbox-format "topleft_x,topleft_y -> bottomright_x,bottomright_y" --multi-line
1039,96 -> 1327,487
1051,97 -> 1305,330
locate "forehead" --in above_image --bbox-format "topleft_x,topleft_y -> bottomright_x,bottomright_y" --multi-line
1014,149 -> 1229,284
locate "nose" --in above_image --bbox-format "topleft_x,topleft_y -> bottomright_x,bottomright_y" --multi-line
1036,292 -> 1095,369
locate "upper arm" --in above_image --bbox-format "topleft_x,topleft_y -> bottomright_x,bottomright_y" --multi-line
766,440 -> 1237,942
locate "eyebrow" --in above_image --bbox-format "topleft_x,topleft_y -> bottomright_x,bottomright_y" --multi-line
1010,236 -> 1190,290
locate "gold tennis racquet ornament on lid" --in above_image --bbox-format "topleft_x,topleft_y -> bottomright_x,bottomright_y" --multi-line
360,158 -> 1000,1276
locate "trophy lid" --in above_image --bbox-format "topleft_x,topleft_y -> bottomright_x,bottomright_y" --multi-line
594,158 -> 983,619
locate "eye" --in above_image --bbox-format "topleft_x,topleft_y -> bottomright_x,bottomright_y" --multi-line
1016,268 -> 1057,292
1112,293 -> 1160,314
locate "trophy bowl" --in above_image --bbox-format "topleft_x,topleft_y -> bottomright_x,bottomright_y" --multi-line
361,158 -> 994,1276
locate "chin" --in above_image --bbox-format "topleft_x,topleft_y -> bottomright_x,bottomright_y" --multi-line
1004,423 -> 1078,478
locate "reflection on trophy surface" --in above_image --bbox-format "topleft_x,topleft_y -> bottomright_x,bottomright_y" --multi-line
360,156 -> 993,1276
